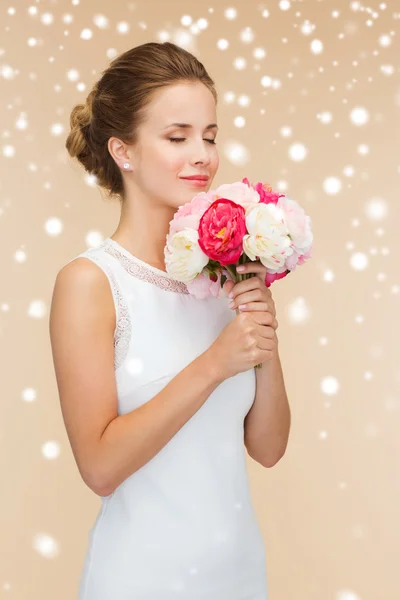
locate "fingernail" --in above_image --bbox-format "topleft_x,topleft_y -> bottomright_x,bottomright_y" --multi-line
228,291 -> 234,298
228,301 -> 235,308
237,266 -> 245,272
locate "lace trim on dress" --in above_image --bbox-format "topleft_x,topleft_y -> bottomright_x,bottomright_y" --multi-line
83,253 -> 132,371
104,243 -> 190,295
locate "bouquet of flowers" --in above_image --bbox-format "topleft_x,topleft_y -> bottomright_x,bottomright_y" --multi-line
164,178 -> 313,301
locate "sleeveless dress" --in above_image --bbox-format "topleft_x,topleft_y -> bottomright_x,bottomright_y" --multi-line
67,237 -> 268,600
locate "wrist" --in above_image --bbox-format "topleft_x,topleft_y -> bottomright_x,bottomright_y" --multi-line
199,347 -> 226,386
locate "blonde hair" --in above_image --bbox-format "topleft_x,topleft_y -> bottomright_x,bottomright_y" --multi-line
65,42 -> 218,202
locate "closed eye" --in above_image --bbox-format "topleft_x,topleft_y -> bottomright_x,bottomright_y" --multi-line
169,138 -> 217,145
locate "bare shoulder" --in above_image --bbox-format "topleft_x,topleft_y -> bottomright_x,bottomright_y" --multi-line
50,256 -> 117,355
52,256 -> 116,329
49,256 -> 119,495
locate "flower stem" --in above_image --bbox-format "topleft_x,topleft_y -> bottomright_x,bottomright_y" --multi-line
225,264 -> 239,283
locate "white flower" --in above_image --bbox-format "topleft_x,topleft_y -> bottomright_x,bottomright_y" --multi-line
164,228 -> 209,283
214,181 -> 260,210
242,202 -> 294,269
277,195 -> 313,254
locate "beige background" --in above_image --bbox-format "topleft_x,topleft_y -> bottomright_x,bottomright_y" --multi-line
1,0 -> 399,598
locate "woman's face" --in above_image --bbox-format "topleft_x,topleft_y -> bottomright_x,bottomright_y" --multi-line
129,81 -> 219,209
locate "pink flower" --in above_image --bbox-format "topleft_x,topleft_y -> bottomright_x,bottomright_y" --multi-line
285,250 -> 301,271
265,269 -> 289,288
285,243 -> 313,271
214,181 -> 260,210
169,191 -> 215,236
298,244 -> 313,264
242,178 -> 285,205
186,269 -> 226,299
277,195 -> 313,254
198,198 -> 247,266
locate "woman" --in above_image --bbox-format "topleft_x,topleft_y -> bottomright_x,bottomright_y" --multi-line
50,42 -> 272,599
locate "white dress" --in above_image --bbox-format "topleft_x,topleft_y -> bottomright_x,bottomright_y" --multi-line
67,237 -> 268,600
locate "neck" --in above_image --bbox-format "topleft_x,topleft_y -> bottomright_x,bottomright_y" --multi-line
112,195 -> 176,270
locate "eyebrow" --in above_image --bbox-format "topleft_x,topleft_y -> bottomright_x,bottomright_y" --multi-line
163,123 -> 219,131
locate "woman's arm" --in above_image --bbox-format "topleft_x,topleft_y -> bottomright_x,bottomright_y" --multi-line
50,258 -> 224,497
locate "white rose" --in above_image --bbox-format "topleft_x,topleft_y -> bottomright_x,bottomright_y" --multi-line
164,228 -> 209,283
214,181 -> 260,211
242,202 -> 294,270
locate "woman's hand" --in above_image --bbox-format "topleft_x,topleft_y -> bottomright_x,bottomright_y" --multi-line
223,261 -> 278,331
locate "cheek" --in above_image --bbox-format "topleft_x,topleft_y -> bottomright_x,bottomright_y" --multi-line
156,144 -> 185,171
144,141 -> 170,160
169,156 -> 186,171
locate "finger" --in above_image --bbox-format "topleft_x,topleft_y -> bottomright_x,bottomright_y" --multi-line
241,310 -> 276,329
229,288 -> 264,307
241,310 -> 275,328
222,279 -> 235,296
234,301 -> 270,313
255,321 -> 276,338
228,275 -> 262,298
236,261 -> 266,275
233,278 -> 273,304
255,331 -> 276,349
238,302 -> 277,324
244,310 -> 279,331
239,265 -> 271,289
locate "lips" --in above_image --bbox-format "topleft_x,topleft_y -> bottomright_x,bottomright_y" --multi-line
180,175 -> 209,181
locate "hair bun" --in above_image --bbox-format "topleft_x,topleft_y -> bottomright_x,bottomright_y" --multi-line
65,91 -> 96,169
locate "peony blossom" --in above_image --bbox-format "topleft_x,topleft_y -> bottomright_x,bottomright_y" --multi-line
285,243 -> 313,271
242,178 -> 285,206
214,181 -> 260,211
169,190 -> 215,236
198,198 -> 247,266
242,202 -> 294,270
164,228 -> 209,283
186,269 -> 227,300
277,195 -> 313,256
265,269 -> 289,287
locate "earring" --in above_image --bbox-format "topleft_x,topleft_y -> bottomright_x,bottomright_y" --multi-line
123,162 -> 130,169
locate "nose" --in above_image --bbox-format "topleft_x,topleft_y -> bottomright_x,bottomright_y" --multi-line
190,140 -> 212,166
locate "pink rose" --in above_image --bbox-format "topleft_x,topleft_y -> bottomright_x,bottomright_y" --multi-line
242,178 -> 285,205
198,198 -> 247,266
169,191 -> 215,236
